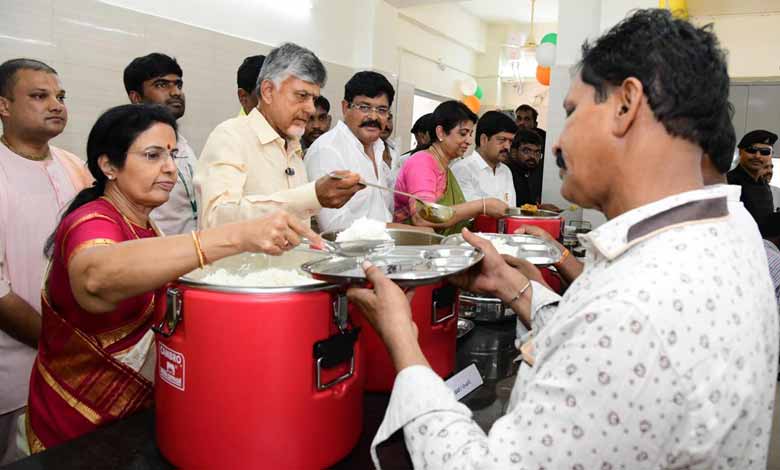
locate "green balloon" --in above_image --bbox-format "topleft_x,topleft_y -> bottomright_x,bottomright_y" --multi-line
474,86 -> 484,100
540,33 -> 558,45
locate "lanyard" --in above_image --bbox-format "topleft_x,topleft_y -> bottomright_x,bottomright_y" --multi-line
176,160 -> 198,221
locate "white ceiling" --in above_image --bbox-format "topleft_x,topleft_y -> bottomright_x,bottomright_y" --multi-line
385,0 -> 559,24
460,0 -> 559,23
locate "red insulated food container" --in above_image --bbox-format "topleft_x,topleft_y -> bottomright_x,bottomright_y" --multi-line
473,214 -> 499,233
354,281 -> 459,392
321,229 -> 459,393
152,251 -> 363,470
498,208 -> 564,240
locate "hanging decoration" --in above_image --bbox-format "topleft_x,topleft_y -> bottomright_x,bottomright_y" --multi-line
540,32 -> 557,45
536,66 -> 550,86
658,0 -> 689,19
535,42 -> 556,68
462,95 -> 481,114
458,77 -> 477,96
473,85 -> 484,100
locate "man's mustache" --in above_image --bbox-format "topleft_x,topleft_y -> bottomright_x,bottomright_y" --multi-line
360,120 -> 381,129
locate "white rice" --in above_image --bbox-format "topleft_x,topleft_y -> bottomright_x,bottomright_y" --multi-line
335,217 -> 392,243
200,268 -> 322,287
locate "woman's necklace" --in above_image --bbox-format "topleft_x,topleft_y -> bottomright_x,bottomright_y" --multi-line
1,135 -> 50,161
429,145 -> 449,171
100,195 -> 146,240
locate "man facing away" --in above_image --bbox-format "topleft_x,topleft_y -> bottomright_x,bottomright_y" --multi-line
0,58 -> 91,465
124,53 -> 198,235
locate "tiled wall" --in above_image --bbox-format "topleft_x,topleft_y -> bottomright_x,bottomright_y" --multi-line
1,0 -> 357,157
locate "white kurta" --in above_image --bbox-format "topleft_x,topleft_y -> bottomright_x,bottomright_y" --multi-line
451,151 -> 515,204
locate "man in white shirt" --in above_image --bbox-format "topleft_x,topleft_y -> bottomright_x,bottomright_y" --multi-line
451,111 -> 517,204
347,9 -> 778,469
305,71 -> 395,232
124,53 -> 198,235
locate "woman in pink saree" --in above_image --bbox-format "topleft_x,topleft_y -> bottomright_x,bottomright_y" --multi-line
26,104 -> 321,451
393,101 -> 508,235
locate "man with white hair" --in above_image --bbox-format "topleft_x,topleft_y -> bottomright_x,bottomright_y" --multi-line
196,42 -> 362,228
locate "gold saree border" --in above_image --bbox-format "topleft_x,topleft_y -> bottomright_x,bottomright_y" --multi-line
25,412 -> 45,454
60,213 -> 117,260
95,293 -> 155,350
36,360 -> 102,425
67,238 -> 116,265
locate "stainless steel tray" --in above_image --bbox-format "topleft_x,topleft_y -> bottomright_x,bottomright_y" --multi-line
300,246 -> 483,287
321,228 -> 444,246
440,233 -> 562,266
457,318 -> 475,339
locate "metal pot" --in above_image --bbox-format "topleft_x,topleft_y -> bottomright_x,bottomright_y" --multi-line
456,323 -> 518,381
458,291 -> 514,323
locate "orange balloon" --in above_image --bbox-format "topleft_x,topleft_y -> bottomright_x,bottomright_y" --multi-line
536,66 -> 551,86
462,95 -> 481,114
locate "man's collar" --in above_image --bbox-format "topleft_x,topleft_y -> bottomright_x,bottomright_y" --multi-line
580,185 -> 737,261
248,107 -> 284,145
473,150 -> 494,171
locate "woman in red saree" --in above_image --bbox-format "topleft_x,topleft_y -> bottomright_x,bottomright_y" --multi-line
25,104 -> 324,451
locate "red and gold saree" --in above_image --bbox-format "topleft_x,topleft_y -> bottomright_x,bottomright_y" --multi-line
27,197 -> 160,451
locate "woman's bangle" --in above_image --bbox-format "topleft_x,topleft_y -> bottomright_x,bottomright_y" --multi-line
507,281 -> 531,305
191,230 -> 208,269
555,248 -> 571,267
482,197 -> 486,215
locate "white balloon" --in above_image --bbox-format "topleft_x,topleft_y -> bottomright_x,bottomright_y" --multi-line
459,77 -> 477,96
536,43 -> 557,68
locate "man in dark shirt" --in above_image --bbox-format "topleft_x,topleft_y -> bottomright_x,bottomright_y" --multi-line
515,104 -> 546,153
727,129 -> 777,223
507,129 -> 544,206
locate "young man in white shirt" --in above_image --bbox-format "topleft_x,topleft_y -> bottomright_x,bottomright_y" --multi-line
124,53 -> 198,235
305,71 -> 395,232
451,111 -> 517,204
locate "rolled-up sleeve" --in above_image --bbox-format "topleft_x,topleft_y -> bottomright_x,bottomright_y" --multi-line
195,125 -> 320,228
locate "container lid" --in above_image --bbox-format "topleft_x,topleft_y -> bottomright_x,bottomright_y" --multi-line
301,246 -> 483,287
441,233 -> 562,266
505,207 -> 562,219
178,249 -> 339,293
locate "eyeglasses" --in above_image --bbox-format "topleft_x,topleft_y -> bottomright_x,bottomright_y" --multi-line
348,102 -> 389,117
745,146 -> 773,156
128,147 -> 182,163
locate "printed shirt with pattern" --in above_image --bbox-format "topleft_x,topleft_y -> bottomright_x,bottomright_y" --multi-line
371,185 -> 778,470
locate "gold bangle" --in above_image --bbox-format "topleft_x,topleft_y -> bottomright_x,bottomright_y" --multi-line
191,230 -> 206,269
507,281 -> 531,305
555,248 -> 571,267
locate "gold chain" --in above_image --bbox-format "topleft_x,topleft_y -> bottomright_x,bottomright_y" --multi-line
0,135 -> 51,161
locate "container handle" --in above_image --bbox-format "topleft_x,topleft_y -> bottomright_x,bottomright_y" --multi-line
432,284 -> 458,325
313,327 -> 359,391
315,356 -> 355,391
497,218 -> 507,234
152,288 -> 182,338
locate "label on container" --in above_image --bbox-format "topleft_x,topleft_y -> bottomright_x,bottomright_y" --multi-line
158,343 -> 185,391
445,363 -> 483,401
